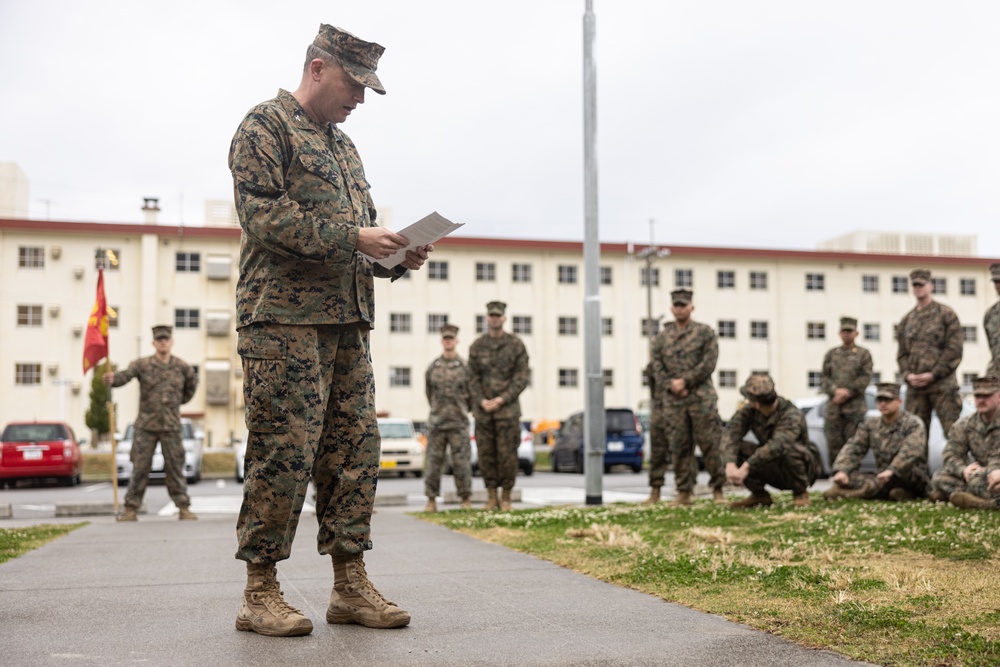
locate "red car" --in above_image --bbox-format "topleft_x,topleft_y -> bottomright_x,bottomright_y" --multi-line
0,421 -> 83,488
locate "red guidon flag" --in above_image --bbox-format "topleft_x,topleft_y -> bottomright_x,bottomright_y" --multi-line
82,269 -> 110,373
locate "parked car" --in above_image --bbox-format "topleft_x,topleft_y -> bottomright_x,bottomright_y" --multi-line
793,385 -> 975,477
116,419 -> 204,484
0,421 -> 83,487
551,408 -> 644,474
235,431 -> 248,482
378,418 -> 425,477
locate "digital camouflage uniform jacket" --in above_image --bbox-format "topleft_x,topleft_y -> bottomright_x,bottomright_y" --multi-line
985,301 -> 1000,377
425,356 -> 473,430
832,411 -> 928,480
468,332 -> 530,421
650,321 -> 718,404
229,89 -> 400,328
722,398 -> 810,474
940,412 -> 1000,479
820,345 -> 873,403
896,301 -> 963,387
110,356 -> 197,431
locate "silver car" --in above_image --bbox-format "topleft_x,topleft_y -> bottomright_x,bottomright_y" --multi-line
794,386 -> 974,477
116,419 -> 204,484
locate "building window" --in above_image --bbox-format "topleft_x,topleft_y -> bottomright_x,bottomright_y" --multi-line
558,368 -> 579,388
476,262 -> 495,282
603,369 -> 614,387
931,277 -> 946,294
174,309 -> 200,329
428,260 -> 448,280
960,278 -> 976,296
427,314 -> 448,333
15,363 -> 42,385
717,320 -> 736,339
806,322 -> 826,340
17,305 -> 42,327
871,372 -> 881,384
97,248 -> 121,270
389,367 -> 411,387
641,267 -> 660,287
512,263 -> 532,283
175,252 -> 201,272
18,246 -> 44,269
641,318 -> 659,337
962,326 -> 977,343
807,371 -> 822,389
861,275 -> 878,293
806,273 -> 825,291
601,317 -> 613,336
962,372 -> 978,387
512,316 -> 532,335
600,266 -> 612,285
892,276 -> 908,294
558,316 -> 578,335
674,268 -> 692,288
390,313 -> 411,333
718,370 -> 737,388
475,315 -> 487,335
558,265 -> 578,284
108,306 -> 120,329
717,270 -> 735,289
749,271 -> 768,290
863,323 -> 880,342
750,321 -> 769,339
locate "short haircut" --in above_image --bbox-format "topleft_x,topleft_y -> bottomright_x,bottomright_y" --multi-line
304,44 -> 339,71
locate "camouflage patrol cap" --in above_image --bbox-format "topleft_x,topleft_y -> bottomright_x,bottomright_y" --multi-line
990,263 -> 1000,282
313,24 -> 386,95
972,376 -> 1000,396
909,269 -> 931,285
486,301 -> 506,316
440,324 -> 459,338
839,317 -> 858,332
152,325 -> 172,340
739,373 -> 775,401
875,382 -> 901,400
670,289 -> 693,305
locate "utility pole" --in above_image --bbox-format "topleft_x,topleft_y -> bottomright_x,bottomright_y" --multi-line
635,219 -> 670,339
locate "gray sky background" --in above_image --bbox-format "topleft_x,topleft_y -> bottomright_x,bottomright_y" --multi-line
2,0 -> 998,254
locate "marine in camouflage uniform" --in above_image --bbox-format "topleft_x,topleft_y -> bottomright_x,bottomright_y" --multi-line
647,289 -> 725,506
722,374 -> 822,508
105,325 -> 198,520
423,324 -> 473,511
468,301 -> 530,511
896,268 -> 963,442
984,263 -> 1000,379
229,25 -> 425,635
929,376 -> 1000,509
824,383 -> 928,501
819,317 -> 873,467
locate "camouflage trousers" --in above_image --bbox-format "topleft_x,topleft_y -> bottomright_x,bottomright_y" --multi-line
734,439 -> 819,496
656,398 -> 724,493
989,355 -> 1000,381
124,429 -> 189,511
930,467 -> 1000,507
235,322 -> 379,565
475,415 -> 520,490
424,426 -> 472,500
823,398 -> 867,467
647,401 -> 669,487
905,382 -> 962,443
835,469 -> 929,499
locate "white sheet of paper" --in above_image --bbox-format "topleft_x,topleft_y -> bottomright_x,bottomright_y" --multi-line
363,211 -> 464,268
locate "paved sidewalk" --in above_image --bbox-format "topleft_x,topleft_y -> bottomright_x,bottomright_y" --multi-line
0,503 -> 870,667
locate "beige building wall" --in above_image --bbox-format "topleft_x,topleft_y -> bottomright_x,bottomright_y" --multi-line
1,218 -> 996,446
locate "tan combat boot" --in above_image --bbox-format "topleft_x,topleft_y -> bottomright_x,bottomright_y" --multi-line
423,498 -> 437,513
327,553 -> 410,629
236,564 -> 313,637
792,493 -> 811,507
887,488 -> 914,502
642,487 -> 661,505
178,506 -> 198,520
117,508 -> 138,522
730,493 -> 773,509
669,491 -> 693,507
712,488 -> 726,505
484,488 -> 499,511
822,485 -> 850,501
949,491 -> 997,510
928,489 -> 949,503
500,488 -> 512,511
459,497 -> 472,509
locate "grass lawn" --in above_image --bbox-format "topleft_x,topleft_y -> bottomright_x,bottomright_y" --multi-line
0,524 -> 86,564
422,494 -> 1000,667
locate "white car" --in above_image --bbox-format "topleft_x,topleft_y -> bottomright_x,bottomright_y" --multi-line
378,418 -> 425,477
235,431 -> 248,482
116,419 -> 204,484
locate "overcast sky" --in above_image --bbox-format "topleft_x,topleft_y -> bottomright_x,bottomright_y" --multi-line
2,0 -> 999,255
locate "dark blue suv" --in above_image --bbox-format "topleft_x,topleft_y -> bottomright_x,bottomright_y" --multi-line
550,408 -> 644,474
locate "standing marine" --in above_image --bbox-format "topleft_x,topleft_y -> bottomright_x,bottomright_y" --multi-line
819,316 -> 873,467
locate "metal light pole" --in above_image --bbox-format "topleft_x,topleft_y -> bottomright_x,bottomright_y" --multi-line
636,219 -> 670,339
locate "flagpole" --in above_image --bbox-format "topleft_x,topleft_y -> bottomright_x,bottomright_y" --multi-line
106,358 -> 118,513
